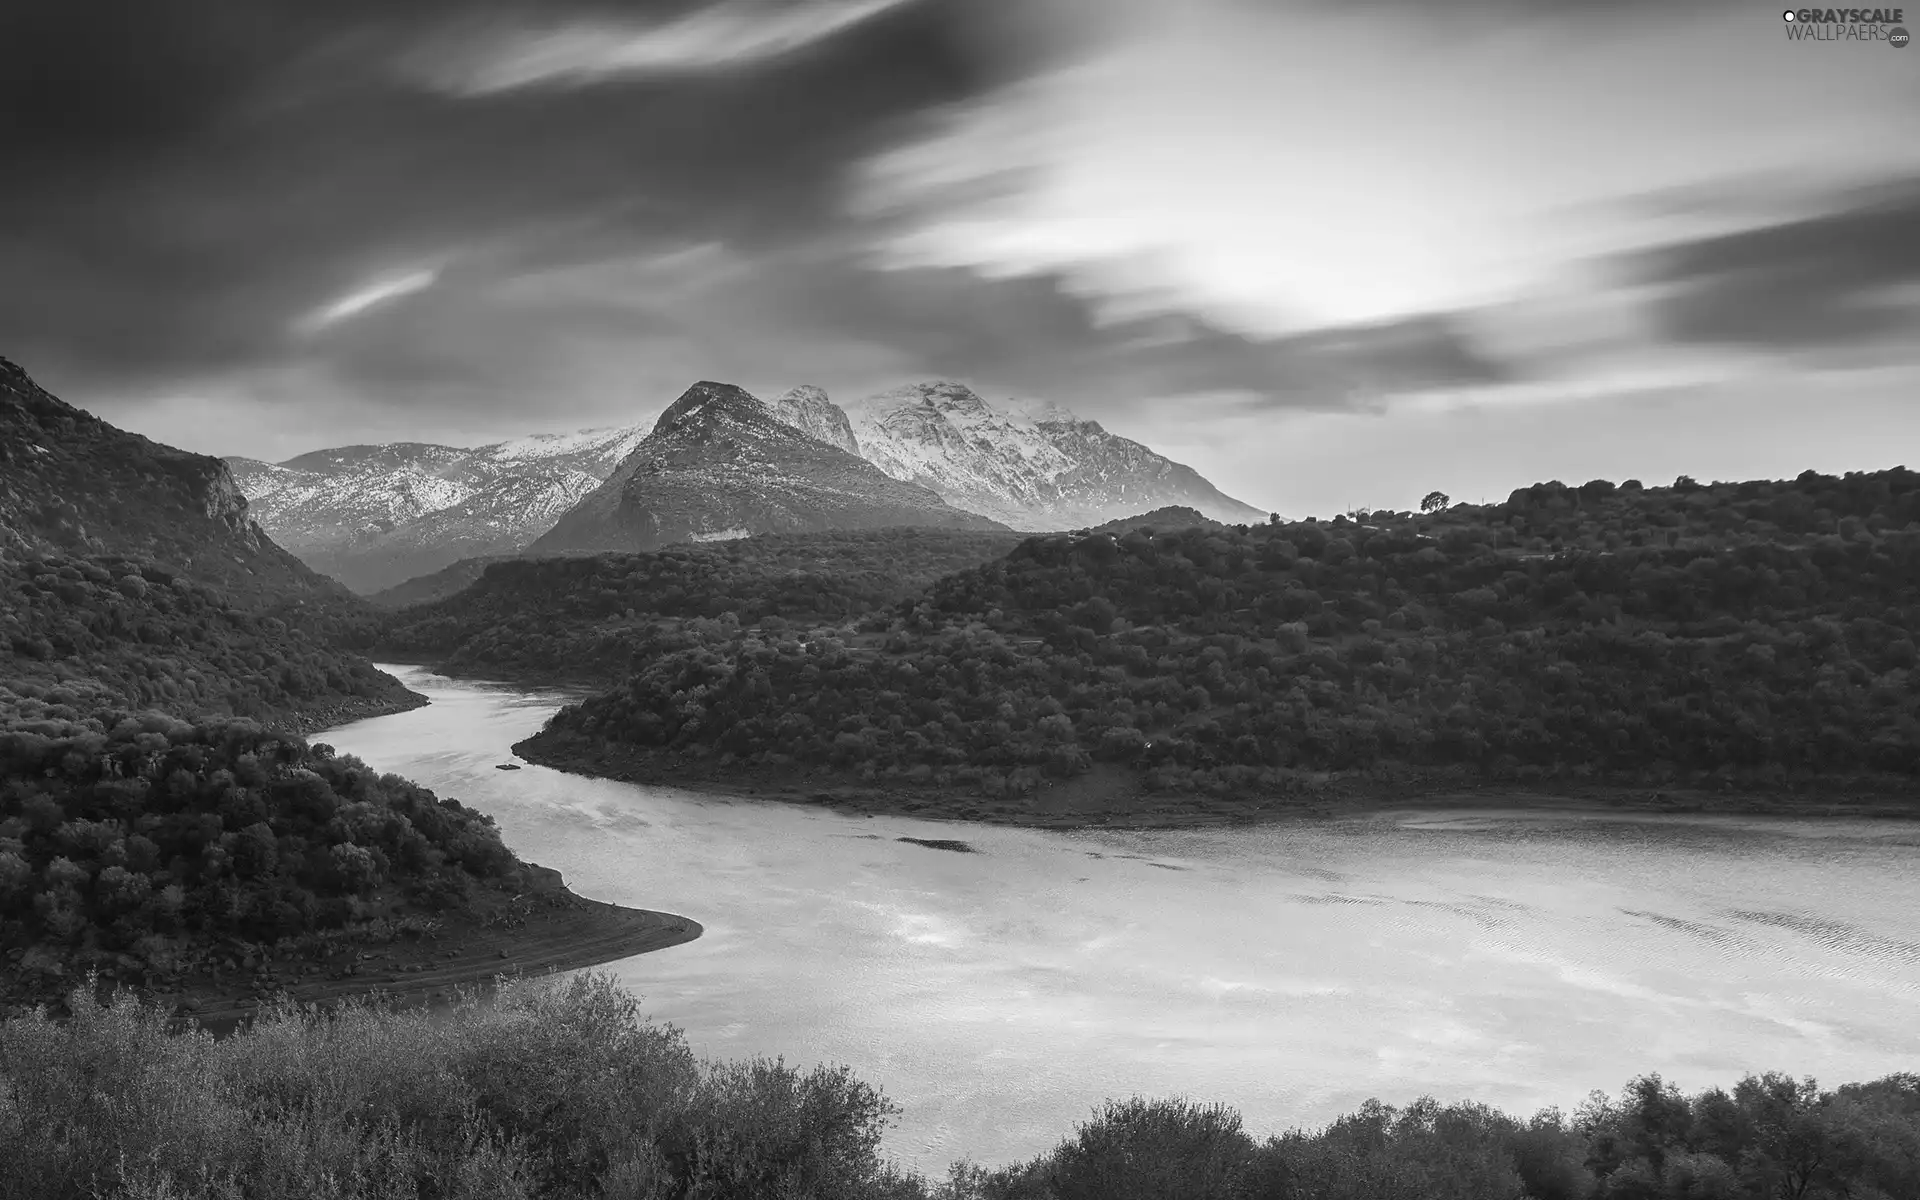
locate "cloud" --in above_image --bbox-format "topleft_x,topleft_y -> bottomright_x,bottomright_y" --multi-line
1627,180 -> 1920,351
412,0 -> 926,94
0,0 -> 996,400
302,269 -> 441,330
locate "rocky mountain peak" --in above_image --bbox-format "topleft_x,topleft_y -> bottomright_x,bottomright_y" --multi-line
765,386 -> 860,456
650,381 -> 770,439
529,380 -> 1005,556
842,380 -> 1266,531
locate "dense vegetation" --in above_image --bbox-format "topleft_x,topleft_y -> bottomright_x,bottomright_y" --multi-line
6,972 -> 1916,1199
380,528 -> 1024,684
1087,505 -> 1229,535
1,548 -> 414,732
0,701 -> 522,1010
524,469 -> 1920,802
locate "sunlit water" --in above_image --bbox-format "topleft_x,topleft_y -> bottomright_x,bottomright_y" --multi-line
324,666 -> 1920,1175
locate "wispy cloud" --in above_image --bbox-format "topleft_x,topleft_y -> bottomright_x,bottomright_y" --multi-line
414,0 -> 923,95
301,269 -> 439,331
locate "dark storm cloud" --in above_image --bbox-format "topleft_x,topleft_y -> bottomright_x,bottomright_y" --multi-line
0,0 -> 990,392
275,236 -> 1517,425
0,0 -> 1519,427
1629,179 -> 1920,350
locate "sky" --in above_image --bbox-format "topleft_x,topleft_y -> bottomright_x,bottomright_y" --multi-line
3,0 -> 1917,516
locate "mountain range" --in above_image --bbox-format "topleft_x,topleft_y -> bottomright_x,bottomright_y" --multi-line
227,424 -> 650,594
228,381 -> 1265,592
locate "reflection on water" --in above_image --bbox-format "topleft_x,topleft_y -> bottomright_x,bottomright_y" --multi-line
324,666 -> 1920,1175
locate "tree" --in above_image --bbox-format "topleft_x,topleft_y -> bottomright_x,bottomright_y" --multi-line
1421,491 -> 1452,513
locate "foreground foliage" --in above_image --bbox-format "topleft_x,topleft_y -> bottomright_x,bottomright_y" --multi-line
526,469 -> 1920,799
3,973 -> 1916,1199
0,705 -> 521,1007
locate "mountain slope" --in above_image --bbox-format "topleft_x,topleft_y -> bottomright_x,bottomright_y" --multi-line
0,354 -> 418,730
530,382 -> 1006,555
840,382 -> 1266,530
2,358 -> 335,604
227,424 -> 649,593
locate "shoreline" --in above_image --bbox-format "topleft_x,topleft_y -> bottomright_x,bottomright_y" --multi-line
282,685 -> 431,737
164,891 -> 701,1037
512,736 -> 1920,829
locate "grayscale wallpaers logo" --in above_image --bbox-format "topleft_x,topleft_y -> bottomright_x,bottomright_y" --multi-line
1782,7 -> 1909,43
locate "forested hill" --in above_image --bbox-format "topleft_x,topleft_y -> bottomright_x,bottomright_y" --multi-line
0,355 -> 418,731
0,702 -> 530,1013
518,468 -> 1920,811
379,528 -> 1026,685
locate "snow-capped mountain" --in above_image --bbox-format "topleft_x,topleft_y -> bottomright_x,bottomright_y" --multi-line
530,382 -> 1004,555
763,385 -> 860,456
835,382 -> 1266,530
226,424 -> 649,593
228,378 -> 1259,593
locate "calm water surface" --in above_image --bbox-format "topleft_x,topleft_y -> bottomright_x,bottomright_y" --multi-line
325,666 -> 1920,1175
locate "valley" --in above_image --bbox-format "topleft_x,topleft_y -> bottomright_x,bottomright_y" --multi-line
6,352 -> 1920,1199
13,7 -> 1920,1190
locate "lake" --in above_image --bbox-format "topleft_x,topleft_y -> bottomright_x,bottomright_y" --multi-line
323,665 -> 1920,1176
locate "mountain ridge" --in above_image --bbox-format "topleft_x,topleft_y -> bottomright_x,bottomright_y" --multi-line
840,381 -> 1266,531
529,382 -> 1006,555
226,423 -> 650,593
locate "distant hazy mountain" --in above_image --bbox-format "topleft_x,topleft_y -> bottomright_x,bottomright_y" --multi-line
836,382 -> 1266,530
226,424 -> 649,593
529,382 -> 1005,555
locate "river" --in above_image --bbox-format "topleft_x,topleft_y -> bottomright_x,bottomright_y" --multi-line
322,665 -> 1920,1176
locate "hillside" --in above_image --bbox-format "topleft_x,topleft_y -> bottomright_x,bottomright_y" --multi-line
516,468 -> 1920,822
380,527 -> 1026,685
366,553 -> 523,609
3,357 -> 358,609
528,382 -> 1006,556
227,424 -> 649,593
1086,506 -> 1230,536
0,357 -> 418,732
